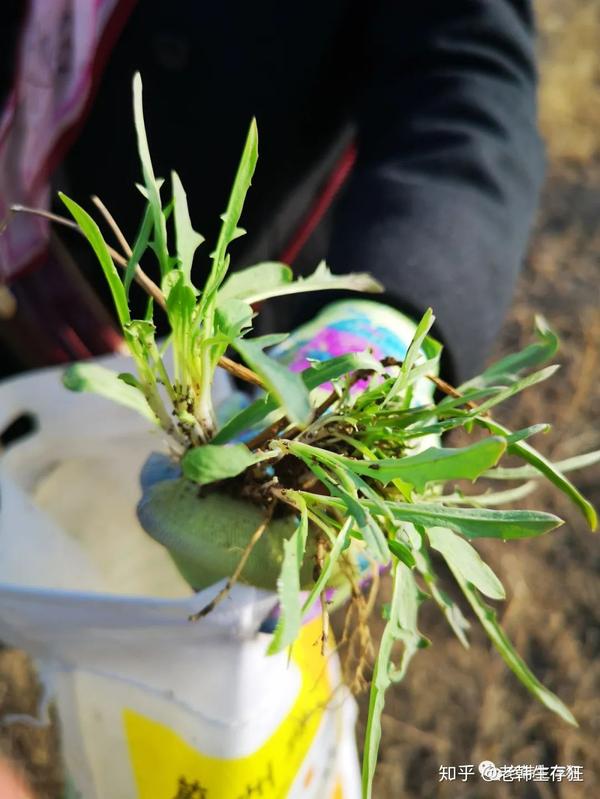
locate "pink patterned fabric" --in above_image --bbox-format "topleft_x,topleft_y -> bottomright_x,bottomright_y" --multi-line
0,0 -> 123,281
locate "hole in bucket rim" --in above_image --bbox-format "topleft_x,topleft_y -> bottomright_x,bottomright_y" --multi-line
0,412 -> 38,450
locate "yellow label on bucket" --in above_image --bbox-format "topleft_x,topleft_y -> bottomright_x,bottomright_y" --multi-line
123,619 -> 337,798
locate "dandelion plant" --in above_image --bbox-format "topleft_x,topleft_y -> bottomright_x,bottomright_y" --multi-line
34,74 -> 599,798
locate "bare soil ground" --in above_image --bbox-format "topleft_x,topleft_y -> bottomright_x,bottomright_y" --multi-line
1,3 -> 599,797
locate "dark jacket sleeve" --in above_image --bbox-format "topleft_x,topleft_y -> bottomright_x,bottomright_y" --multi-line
328,0 -> 544,382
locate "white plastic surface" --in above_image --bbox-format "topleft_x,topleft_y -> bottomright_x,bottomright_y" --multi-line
0,354 -> 361,799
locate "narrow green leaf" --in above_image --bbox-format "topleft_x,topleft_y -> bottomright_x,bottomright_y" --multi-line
63,363 -> 155,422
464,316 -> 558,388
301,517 -> 352,616
470,365 -> 560,416
268,498 -> 309,654
124,205 -> 153,296
483,449 -> 600,481
202,119 -> 259,310
426,526 -> 505,600
295,455 -> 390,564
232,337 -> 311,426
59,194 -> 130,327
382,307 -> 434,405
481,418 -> 597,531
213,351 -> 382,444
388,538 -> 416,568
452,569 -> 577,726
362,563 -> 422,798
171,170 -> 204,287
391,503 -> 562,540
181,443 -> 272,485
503,424 -> 551,444
132,73 -> 169,275
414,547 -> 471,647
306,494 -> 563,540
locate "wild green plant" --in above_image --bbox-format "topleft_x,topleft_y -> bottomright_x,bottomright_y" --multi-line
45,74 -> 598,798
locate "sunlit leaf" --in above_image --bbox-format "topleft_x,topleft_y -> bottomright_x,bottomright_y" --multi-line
132,73 -> 169,275
347,438 -> 506,492
172,170 -> 204,288
463,316 -> 558,389
181,443 -> 273,485
363,563 -> 423,798
426,526 -> 505,600
124,205 -> 153,296
481,418 -> 597,530
452,568 -> 577,726
268,497 -> 309,654
59,194 -> 130,327
63,363 -> 155,422
232,336 -> 311,426
218,262 -> 292,303
222,259 -> 382,305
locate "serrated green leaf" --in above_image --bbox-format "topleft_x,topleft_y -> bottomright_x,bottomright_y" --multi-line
214,298 -> 254,340
218,262 -> 293,303
172,170 -> 204,288
63,363 -> 155,422
222,259 -> 382,305
348,438 -> 506,492
426,526 -> 505,600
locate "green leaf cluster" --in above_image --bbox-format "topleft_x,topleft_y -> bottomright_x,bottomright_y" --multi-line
61,73 -> 382,447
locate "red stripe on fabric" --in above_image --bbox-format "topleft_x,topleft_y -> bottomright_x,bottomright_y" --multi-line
279,141 -> 357,266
